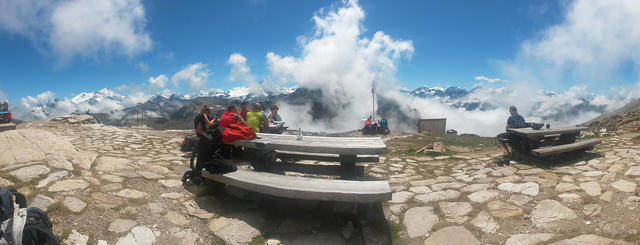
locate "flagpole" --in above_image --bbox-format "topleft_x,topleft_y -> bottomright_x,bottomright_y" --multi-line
372,80 -> 375,122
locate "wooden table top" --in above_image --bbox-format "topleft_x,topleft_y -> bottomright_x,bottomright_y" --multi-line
227,133 -> 387,155
508,126 -> 589,138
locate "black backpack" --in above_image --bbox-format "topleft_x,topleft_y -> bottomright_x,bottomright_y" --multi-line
0,188 -> 60,245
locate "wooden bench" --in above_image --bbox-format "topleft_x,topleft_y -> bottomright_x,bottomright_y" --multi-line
201,169 -> 392,203
227,133 -> 387,179
508,126 -> 601,157
530,139 -> 601,157
275,150 -> 379,163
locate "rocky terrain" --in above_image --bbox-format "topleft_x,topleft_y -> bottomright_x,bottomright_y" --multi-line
1,118 -> 639,244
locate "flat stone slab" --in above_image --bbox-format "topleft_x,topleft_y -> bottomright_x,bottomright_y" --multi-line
164,210 -> 189,226
505,233 -> 555,245
610,179 -> 637,192
554,183 -> 578,192
624,166 -> 640,176
114,189 -> 148,199
208,214 -> 266,245
0,177 -> 14,187
63,197 -> 87,213
424,226 -> 480,245
471,210 -> 499,234
390,191 -> 414,203
160,192 -> 184,200
408,186 -> 431,194
549,234 -> 631,245
48,179 -> 89,192
159,179 -> 182,188
101,174 -> 124,183
531,199 -> 578,228
64,230 -> 89,245
137,170 -> 164,180
580,181 -> 601,196
403,206 -> 438,238
439,202 -> 473,223
10,165 -> 50,181
415,190 -> 460,203
116,226 -> 156,245
48,159 -> 74,171
488,200 -> 523,218
109,219 -> 137,233
498,182 -> 539,196
460,183 -> 493,192
467,190 -> 499,203
94,156 -> 134,172
29,194 -> 56,211
37,171 -> 68,188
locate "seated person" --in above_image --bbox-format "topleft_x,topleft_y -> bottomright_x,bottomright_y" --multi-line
378,117 -> 389,134
239,101 -> 250,120
497,105 -> 526,155
219,104 -> 247,129
192,105 -> 219,178
362,116 -> 374,135
267,105 -> 286,134
245,103 -> 268,133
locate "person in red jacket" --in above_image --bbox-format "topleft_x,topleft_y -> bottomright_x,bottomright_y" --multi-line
239,101 -> 250,120
218,104 -> 247,128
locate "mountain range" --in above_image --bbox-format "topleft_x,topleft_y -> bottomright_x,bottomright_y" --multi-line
12,84 -> 632,133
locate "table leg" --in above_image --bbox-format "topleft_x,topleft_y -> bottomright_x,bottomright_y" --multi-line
339,154 -> 358,179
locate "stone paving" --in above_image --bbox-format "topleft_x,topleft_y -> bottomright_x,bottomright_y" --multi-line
1,121 -> 640,244
375,134 -> 640,245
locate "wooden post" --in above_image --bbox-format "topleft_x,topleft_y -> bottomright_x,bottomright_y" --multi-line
339,154 -> 358,179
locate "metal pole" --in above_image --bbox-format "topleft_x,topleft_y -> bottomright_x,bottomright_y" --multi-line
372,80 -> 375,121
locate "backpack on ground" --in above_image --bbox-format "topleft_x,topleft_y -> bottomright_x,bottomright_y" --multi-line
0,188 -> 60,245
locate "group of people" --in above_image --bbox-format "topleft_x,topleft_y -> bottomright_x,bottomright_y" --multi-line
192,102 -> 287,176
362,116 -> 390,135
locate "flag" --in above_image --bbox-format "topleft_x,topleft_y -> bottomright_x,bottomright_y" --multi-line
371,80 -> 375,94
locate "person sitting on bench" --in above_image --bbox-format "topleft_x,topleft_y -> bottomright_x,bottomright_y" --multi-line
193,105 -> 218,178
497,105 -> 526,155
246,103 -> 268,133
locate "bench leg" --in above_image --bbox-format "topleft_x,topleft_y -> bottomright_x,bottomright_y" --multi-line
339,154 -> 358,179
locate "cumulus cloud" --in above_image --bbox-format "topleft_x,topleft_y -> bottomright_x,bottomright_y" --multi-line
0,89 -> 7,102
171,63 -> 211,89
266,0 -> 414,131
227,53 -> 256,83
148,74 -> 168,89
0,0 -> 152,64
474,76 -> 507,83
501,0 -> 640,86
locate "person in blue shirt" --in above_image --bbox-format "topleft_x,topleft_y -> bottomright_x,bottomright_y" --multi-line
497,106 -> 526,155
378,117 -> 389,134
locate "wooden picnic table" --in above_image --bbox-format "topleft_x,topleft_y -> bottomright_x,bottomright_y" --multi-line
226,133 -> 387,178
507,126 -> 600,157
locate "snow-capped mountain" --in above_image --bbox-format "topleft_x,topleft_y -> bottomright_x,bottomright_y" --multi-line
13,83 -> 632,134
70,88 -> 124,104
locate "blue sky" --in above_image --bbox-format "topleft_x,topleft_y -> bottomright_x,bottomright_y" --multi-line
0,0 -> 638,104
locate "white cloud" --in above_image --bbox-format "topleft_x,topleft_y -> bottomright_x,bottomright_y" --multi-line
0,0 -> 152,64
501,0 -> 640,86
136,61 -> 149,72
115,84 -> 130,92
266,0 -> 413,131
148,74 -> 168,89
474,76 -> 506,83
227,53 -> 256,83
171,63 -> 211,89
0,88 -> 7,102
